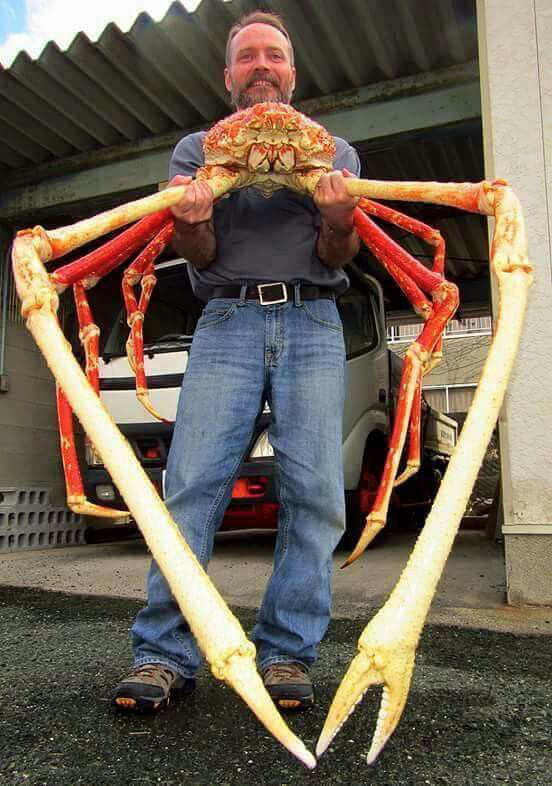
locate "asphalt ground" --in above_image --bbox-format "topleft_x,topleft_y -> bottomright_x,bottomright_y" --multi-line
0,583 -> 550,786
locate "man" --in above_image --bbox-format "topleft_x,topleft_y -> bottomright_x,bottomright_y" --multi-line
113,10 -> 360,714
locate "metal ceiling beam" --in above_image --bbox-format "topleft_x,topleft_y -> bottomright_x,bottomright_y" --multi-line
0,72 -> 481,223
2,60 -> 478,192
315,81 -> 480,147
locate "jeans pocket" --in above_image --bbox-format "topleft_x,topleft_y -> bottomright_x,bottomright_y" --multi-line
196,300 -> 237,330
302,300 -> 343,332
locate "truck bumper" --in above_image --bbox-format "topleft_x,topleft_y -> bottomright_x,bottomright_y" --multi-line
83,460 -> 278,531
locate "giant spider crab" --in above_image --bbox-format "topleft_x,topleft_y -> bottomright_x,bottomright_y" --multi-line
12,102 -> 532,768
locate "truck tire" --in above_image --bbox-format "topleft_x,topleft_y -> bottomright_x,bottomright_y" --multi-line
338,490 -> 365,551
338,432 -> 388,551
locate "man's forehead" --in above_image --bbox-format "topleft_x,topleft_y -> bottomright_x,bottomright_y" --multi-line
230,22 -> 289,55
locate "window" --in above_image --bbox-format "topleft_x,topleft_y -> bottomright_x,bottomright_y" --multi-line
338,286 -> 377,358
102,263 -> 202,357
423,384 -> 477,414
387,316 -> 491,344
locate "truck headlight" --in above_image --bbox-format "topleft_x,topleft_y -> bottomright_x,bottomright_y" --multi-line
96,484 -> 115,501
85,440 -> 103,466
249,430 -> 274,459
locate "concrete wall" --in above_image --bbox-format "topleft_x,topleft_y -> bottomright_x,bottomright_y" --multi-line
0,230 -> 66,504
477,0 -> 552,605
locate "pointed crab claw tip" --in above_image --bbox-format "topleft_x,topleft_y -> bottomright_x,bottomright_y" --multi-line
366,744 -> 383,765
341,515 -> 386,568
224,658 -> 316,768
315,729 -> 335,758
300,750 -> 317,770
136,392 -> 172,424
70,501 -> 129,518
316,650 -> 378,756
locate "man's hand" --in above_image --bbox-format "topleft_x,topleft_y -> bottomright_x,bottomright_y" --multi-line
168,174 -> 217,269
313,170 -> 359,235
169,174 -> 214,225
315,170 -> 360,268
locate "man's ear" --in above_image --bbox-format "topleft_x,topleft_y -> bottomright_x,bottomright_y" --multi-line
224,68 -> 232,93
290,66 -> 297,95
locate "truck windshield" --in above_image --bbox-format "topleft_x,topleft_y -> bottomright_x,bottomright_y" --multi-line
338,286 -> 378,358
97,267 -> 377,360
103,263 -> 202,357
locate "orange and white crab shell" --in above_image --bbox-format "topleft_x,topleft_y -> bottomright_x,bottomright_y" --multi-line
203,102 -> 336,175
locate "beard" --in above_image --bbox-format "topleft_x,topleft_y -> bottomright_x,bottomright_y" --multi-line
231,73 -> 294,110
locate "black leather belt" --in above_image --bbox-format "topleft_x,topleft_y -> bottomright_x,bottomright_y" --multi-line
209,282 -> 335,305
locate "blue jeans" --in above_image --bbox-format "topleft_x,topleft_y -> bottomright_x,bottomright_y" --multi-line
131,292 -> 346,678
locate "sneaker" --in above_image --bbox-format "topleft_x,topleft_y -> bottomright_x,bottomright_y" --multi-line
112,664 -> 195,714
262,662 -> 314,711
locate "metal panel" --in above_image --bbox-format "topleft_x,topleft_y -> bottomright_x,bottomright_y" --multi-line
317,82 -> 480,143
67,34 -> 170,135
0,80 -> 480,219
0,0 -> 479,175
96,24 -> 195,128
39,42 -> 146,140
0,116 -> 50,164
128,13 -> 226,119
0,72 -> 97,152
9,52 -> 122,146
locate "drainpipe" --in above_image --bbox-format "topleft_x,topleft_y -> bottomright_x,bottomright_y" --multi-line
0,232 -> 11,393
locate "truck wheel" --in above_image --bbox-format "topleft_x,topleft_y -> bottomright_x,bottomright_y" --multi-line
338,432 -> 389,551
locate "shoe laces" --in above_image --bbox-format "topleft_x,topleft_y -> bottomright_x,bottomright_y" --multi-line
265,663 -> 307,680
132,664 -> 175,685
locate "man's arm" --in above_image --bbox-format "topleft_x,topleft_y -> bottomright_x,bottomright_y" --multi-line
168,174 -> 216,269
168,134 -> 216,269
314,170 -> 360,269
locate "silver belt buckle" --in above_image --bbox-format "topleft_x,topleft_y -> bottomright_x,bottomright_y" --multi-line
257,282 -> 288,306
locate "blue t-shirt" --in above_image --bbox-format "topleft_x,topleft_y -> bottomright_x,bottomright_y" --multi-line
169,129 -> 361,302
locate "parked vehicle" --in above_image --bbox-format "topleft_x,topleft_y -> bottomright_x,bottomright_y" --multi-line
83,259 -> 457,545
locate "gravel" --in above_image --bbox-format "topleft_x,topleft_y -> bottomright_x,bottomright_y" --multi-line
0,585 -> 550,786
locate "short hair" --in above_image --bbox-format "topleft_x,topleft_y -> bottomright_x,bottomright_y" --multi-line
225,11 -> 295,67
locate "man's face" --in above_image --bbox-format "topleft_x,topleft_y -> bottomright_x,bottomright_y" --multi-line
224,22 -> 296,110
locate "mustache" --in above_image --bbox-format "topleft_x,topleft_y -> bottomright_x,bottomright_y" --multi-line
246,73 -> 279,88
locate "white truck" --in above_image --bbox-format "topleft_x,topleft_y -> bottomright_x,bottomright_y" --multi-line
84,259 -> 457,546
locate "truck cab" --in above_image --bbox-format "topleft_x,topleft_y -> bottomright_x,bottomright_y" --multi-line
84,258 -> 456,544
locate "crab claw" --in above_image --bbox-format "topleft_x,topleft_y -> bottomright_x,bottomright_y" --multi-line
340,512 -> 385,568
136,389 -> 172,424
316,617 -> 415,764
221,654 -> 316,769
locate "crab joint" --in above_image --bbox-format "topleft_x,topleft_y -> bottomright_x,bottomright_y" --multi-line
127,311 -> 144,327
78,323 -> 100,342
210,641 -> 257,681
20,288 -> 60,321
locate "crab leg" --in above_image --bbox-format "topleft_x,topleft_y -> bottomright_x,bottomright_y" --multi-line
358,198 -> 445,486
317,182 -> 532,763
46,171 -> 244,260
359,197 -> 446,367
74,283 -> 100,394
52,210 -> 173,290
121,220 -> 175,423
53,215 -> 176,514
52,216 -> 170,518
357,199 -> 448,485
342,207 -> 458,564
56,386 -> 128,518
57,283 -> 129,517
12,225 -> 315,770
397,377 -> 423,486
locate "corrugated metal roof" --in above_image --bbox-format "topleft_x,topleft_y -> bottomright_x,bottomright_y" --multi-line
0,0 -> 479,177
1,0 -> 488,310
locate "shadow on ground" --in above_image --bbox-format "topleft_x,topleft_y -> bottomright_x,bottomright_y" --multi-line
0,585 -> 550,785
